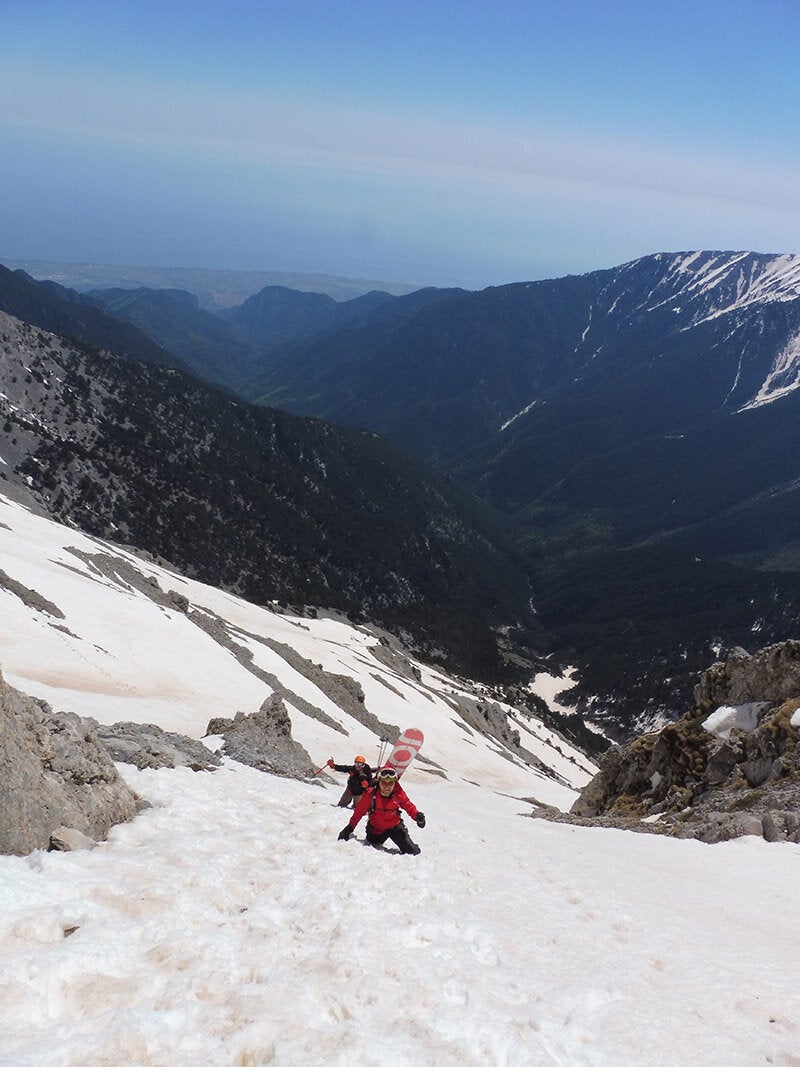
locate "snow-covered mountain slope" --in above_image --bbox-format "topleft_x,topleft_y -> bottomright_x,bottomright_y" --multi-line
469,251 -> 800,582
0,490 -> 593,802
571,251 -> 800,415
238,249 -> 800,465
610,250 -> 800,326
0,306 -> 540,678
2,492 -> 799,1065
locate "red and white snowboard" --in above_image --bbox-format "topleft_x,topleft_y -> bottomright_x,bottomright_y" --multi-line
383,728 -> 424,778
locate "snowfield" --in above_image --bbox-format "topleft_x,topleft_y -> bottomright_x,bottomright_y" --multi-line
1,493 -> 800,1065
2,768 -> 800,1066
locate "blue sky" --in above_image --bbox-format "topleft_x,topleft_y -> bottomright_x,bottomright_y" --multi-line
2,0 -> 800,289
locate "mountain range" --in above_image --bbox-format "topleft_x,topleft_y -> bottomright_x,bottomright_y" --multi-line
3,252 -> 800,738
2,258 -> 420,307
233,251 -> 800,574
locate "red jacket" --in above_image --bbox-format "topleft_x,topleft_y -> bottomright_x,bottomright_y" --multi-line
349,782 -> 419,833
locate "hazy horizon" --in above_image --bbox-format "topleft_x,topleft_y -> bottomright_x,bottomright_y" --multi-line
3,1 -> 800,290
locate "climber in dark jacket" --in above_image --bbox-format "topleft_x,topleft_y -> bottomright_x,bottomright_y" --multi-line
327,754 -> 373,807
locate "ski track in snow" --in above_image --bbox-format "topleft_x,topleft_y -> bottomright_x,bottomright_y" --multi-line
1,767 -> 799,1066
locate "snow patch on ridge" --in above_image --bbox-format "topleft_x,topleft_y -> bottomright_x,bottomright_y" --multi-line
670,251 -> 800,318
703,702 -> 770,739
622,251 -> 800,326
739,328 -> 800,410
500,398 -> 537,431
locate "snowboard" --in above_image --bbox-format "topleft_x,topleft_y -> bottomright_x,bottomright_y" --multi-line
382,728 -> 424,778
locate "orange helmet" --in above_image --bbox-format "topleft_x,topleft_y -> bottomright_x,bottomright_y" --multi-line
354,755 -> 366,764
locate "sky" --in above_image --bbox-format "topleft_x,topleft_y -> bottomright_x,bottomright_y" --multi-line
1,489 -> 799,1065
2,1 -> 800,290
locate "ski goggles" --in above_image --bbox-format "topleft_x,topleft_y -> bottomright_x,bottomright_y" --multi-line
377,769 -> 397,782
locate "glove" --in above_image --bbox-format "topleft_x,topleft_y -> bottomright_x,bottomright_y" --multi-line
416,813 -> 426,828
327,758 -> 335,768
338,825 -> 353,841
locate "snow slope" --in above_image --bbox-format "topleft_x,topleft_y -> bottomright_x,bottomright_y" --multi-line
1,494 -> 800,1065
0,493 -> 592,798
626,250 -> 800,323
2,766 -> 800,1066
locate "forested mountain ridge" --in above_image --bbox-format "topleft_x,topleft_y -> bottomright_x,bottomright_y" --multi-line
88,286 -> 256,388
231,251 -> 800,573
0,309 -> 538,680
240,250 -> 800,456
0,265 -> 183,371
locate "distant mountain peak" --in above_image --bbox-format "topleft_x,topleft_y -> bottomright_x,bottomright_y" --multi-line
620,250 -> 800,325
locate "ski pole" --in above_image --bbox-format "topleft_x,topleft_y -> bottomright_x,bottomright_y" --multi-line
376,736 -> 388,768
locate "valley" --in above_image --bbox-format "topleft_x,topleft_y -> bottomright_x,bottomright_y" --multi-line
4,251 -> 800,736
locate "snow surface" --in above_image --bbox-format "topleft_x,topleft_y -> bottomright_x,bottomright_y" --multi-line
703,702 -> 771,740
741,327 -> 800,411
2,494 -> 800,1065
3,769 -> 800,1066
0,494 -> 594,798
530,669 -> 577,715
655,251 -> 800,323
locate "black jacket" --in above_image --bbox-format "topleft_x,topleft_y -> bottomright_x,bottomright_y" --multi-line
334,763 -> 374,795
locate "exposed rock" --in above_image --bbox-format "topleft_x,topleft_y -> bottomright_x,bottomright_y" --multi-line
95,721 -> 221,771
446,691 -> 569,783
0,568 -> 64,618
761,809 -> 800,843
49,826 -> 97,852
207,694 -> 316,779
0,667 -> 138,856
691,813 -> 765,845
188,609 -> 349,735
695,641 -> 800,712
255,632 -> 399,739
563,641 -> 800,844
368,637 -> 423,682
452,695 -> 520,748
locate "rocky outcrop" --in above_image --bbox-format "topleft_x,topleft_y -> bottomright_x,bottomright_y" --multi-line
368,636 -> 423,682
452,695 -> 522,749
563,641 -> 800,843
694,641 -> 800,712
95,721 -> 221,772
207,694 -> 316,779
49,826 -> 98,852
0,667 -> 138,856
0,568 -> 64,618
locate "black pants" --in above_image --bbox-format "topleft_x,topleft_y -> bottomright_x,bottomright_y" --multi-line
366,821 -> 420,855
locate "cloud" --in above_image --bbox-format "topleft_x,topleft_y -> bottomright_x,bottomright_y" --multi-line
4,61 -> 798,220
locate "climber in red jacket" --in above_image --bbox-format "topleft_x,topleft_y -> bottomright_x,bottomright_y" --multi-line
337,766 -> 426,855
